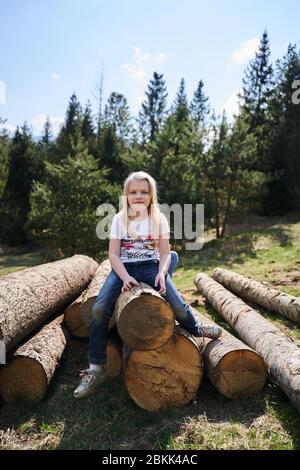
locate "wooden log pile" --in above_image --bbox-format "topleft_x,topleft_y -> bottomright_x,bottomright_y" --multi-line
212,268 -> 300,325
0,254 -> 270,410
0,255 -> 99,403
194,271 -> 300,414
114,282 -> 267,411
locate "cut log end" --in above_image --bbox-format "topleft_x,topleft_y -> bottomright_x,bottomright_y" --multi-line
125,332 -> 203,411
212,349 -> 267,399
0,357 -> 47,403
64,302 -> 88,338
117,295 -> 174,350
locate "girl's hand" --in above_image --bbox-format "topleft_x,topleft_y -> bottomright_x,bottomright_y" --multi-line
122,275 -> 140,293
154,272 -> 166,295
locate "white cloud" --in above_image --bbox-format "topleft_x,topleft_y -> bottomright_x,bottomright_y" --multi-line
51,72 -> 60,80
222,90 -> 241,119
31,113 -> 64,136
122,46 -> 167,80
232,37 -> 260,64
0,123 -> 16,135
154,52 -> 167,63
122,63 -> 147,80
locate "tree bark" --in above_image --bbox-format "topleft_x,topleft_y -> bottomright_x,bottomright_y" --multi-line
194,272 -> 300,414
191,308 -> 266,399
212,267 -> 300,325
0,255 -> 98,352
63,259 -> 113,338
114,282 -> 175,350
0,315 -> 68,404
124,326 -> 203,411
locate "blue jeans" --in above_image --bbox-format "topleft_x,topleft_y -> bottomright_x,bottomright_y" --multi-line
89,251 -> 200,365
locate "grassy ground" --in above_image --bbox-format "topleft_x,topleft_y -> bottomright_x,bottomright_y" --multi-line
1,213 -> 300,450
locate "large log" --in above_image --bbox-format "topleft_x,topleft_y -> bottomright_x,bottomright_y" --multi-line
212,268 -> 300,325
194,272 -> 300,413
106,336 -> 122,378
124,326 -> 203,411
114,282 -> 175,350
64,260 -> 112,338
0,315 -> 68,403
0,255 -> 98,353
191,309 -> 266,399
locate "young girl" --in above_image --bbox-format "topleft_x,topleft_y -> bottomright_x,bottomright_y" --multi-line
74,171 -> 221,399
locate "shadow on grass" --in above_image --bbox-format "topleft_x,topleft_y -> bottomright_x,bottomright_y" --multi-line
1,338 -> 300,450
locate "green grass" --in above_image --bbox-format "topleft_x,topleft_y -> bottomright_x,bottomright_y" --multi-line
1,213 -> 300,450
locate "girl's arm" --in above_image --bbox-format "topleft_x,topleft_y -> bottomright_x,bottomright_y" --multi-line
155,236 -> 171,294
109,239 -> 139,291
158,237 -> 171,274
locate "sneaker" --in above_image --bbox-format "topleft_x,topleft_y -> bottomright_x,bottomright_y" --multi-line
196,324 -> 222,340
73,367 -> 108,399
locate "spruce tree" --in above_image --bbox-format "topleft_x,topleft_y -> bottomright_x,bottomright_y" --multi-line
81,100 -> 96,154
138,72 -> 168,143
55,92 -> 82,160
1,123 -> 37,244
267,44 -> 300,212
27,138 -> 118,258
190,79 -> 210,129
239,31 -> 274,173
172,78 -> 189,122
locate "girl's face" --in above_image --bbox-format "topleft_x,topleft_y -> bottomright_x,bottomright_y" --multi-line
127,179 -> 151,217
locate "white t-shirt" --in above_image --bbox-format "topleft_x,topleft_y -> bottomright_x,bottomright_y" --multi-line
110,211 -> 170,263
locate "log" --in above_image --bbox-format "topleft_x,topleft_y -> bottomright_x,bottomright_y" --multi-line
195,272 -> 300,413
0,315 -> 68,404
0,255 -> 98,352
212,268 -> 300,325
106,336 -> 122,378
124,326 -> 203,411
191,309 -> 266,399
114,282 -> 175,350
64,260 -> 112,338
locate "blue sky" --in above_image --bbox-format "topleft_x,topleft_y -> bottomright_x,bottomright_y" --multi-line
1,0 -> 300,135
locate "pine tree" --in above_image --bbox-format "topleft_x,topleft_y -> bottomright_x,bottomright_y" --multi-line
138,72 -> 168,143
239,31 -> 274,173
1,123 -> 38,244
267,43 -> 300,212
41,117 -> 53,145
81,100 -> 96,154
172,78 -> 189,122
26,138 -> 118,258
190,80 -> 210,129
55,92 -> 82,160
201,112 -> 263,237
0,130 -> 9,199
104,92 -> 132,141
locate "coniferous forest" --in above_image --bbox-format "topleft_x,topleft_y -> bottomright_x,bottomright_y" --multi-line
1,32 -> 300,258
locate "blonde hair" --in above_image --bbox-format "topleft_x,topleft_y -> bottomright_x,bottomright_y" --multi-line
121,171 -> 161,239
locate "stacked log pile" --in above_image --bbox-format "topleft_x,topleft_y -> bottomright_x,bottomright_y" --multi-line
64,259 -> 112,338
0,255 -> 98,403
115,284 -> 202,411
194,272 -> 300,414
191,309 -> 266,399
212,268 -> 300,324
0,254 -> 98,352
114,282 -> 266,410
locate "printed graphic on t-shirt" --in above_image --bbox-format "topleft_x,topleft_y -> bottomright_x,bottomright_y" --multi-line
120,234 -> 159,260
